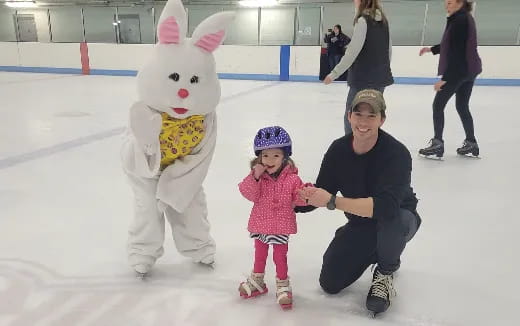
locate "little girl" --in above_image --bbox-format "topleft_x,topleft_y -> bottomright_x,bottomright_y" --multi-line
238,126 -> 310,309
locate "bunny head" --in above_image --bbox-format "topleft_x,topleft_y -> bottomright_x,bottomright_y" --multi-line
137,0 -> 234,118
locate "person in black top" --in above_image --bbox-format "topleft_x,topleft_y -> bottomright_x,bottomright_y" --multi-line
418,0 -> 482,159
324,24 -> 351,71
297,89 -> 420,316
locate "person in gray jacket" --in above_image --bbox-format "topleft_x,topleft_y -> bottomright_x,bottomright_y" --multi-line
324,0 -> 393,135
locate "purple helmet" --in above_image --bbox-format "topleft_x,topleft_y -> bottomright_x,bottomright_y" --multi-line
254,126 -> 292,156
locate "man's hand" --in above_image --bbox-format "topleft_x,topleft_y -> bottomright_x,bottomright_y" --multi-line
299,187 -> 331,207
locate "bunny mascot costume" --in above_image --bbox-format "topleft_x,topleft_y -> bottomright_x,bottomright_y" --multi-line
121,0 -> 234,276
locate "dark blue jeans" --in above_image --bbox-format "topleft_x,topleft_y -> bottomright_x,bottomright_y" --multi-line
319,209 -> 419,294
328,54 -> 342,71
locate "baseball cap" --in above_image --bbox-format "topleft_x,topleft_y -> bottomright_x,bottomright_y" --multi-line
351,89 -> 386,114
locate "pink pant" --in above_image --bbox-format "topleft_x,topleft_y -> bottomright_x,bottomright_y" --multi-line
253,239 -> 288,280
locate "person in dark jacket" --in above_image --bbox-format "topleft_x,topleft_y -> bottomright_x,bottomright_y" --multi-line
324,0 -> 393,135
296,89 -> 420,316
418,0 -> 482,159
324,24 -> 351,71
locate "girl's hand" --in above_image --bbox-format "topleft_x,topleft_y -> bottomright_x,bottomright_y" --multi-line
306,188 -> 332,207
297,187 -> 318,204
253,164 -> 267,180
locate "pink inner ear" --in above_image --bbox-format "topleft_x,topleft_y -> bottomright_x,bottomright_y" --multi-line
195,30 -> 225,53
158,16 -> 180,44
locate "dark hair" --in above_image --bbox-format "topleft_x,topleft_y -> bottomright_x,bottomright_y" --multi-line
354,0 -> 388,25
350,104 -> 386,119
334,24 -> 342,34
461,0 -> 474,12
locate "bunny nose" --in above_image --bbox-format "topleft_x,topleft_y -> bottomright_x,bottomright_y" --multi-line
178,88 -> 189,99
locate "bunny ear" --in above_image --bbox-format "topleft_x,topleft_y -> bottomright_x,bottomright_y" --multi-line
191,11 -> 235,53
157,0 -> 187,44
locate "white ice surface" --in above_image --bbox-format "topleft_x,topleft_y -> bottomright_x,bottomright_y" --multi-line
0,72 -> 519,325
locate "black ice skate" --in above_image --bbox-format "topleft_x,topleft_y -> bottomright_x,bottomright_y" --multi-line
366,267 -> 396,317
456,140 -> 479,158
418,138 -> 444,160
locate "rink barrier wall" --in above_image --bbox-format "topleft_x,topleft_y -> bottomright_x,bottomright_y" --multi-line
0,42 -> 519,86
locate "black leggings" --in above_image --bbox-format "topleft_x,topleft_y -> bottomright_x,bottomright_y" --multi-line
433,79 -> 476,142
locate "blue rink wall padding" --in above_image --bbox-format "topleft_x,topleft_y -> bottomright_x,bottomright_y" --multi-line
2,42 -> 520,86
2,66 -> 519,86
0,66 -> 83,74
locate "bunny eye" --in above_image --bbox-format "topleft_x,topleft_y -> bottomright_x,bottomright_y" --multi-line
169,73 -> 180,82
190,76 -> 199,84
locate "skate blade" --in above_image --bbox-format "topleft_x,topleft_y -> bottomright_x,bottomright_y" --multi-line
280,303 -> 292,310
198,261 -> 215,269
239,287 -> 268,299
136,272 -> 148,281
418,153 -> 443,161
369,311 -> 378,318
457,153 -> 481,159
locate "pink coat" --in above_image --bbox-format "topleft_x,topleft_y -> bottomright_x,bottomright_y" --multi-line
238,165 -> 309,235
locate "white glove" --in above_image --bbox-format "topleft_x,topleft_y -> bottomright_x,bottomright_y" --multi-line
129,103 -> 162,152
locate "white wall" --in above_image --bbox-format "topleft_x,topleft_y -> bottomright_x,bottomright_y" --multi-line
1,42 -> 519,80
86,44 -> 281,74
290,46 -> 320,76
391,46 -> 520,79
293,45 -> 520,80
18,43 -> 82,68
0,43 -> 20,66
477,47 -> 520,79
214,46 -> 280,75
87,44 -> 154,71
392,46 -> 439,78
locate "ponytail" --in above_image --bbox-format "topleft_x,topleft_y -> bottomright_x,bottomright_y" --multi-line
463,0 -> 474,12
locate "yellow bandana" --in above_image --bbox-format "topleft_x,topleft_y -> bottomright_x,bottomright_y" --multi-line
159,112 -> 205,169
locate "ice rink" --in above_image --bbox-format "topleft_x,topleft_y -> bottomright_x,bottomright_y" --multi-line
1,71 -> 519,325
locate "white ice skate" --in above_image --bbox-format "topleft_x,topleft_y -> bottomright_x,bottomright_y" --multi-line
276,277 -> 293,310
239,272 -> 268,299
134,264 -> 151,279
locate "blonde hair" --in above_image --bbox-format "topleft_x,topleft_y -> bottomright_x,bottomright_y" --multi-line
354,0 -> 388,25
